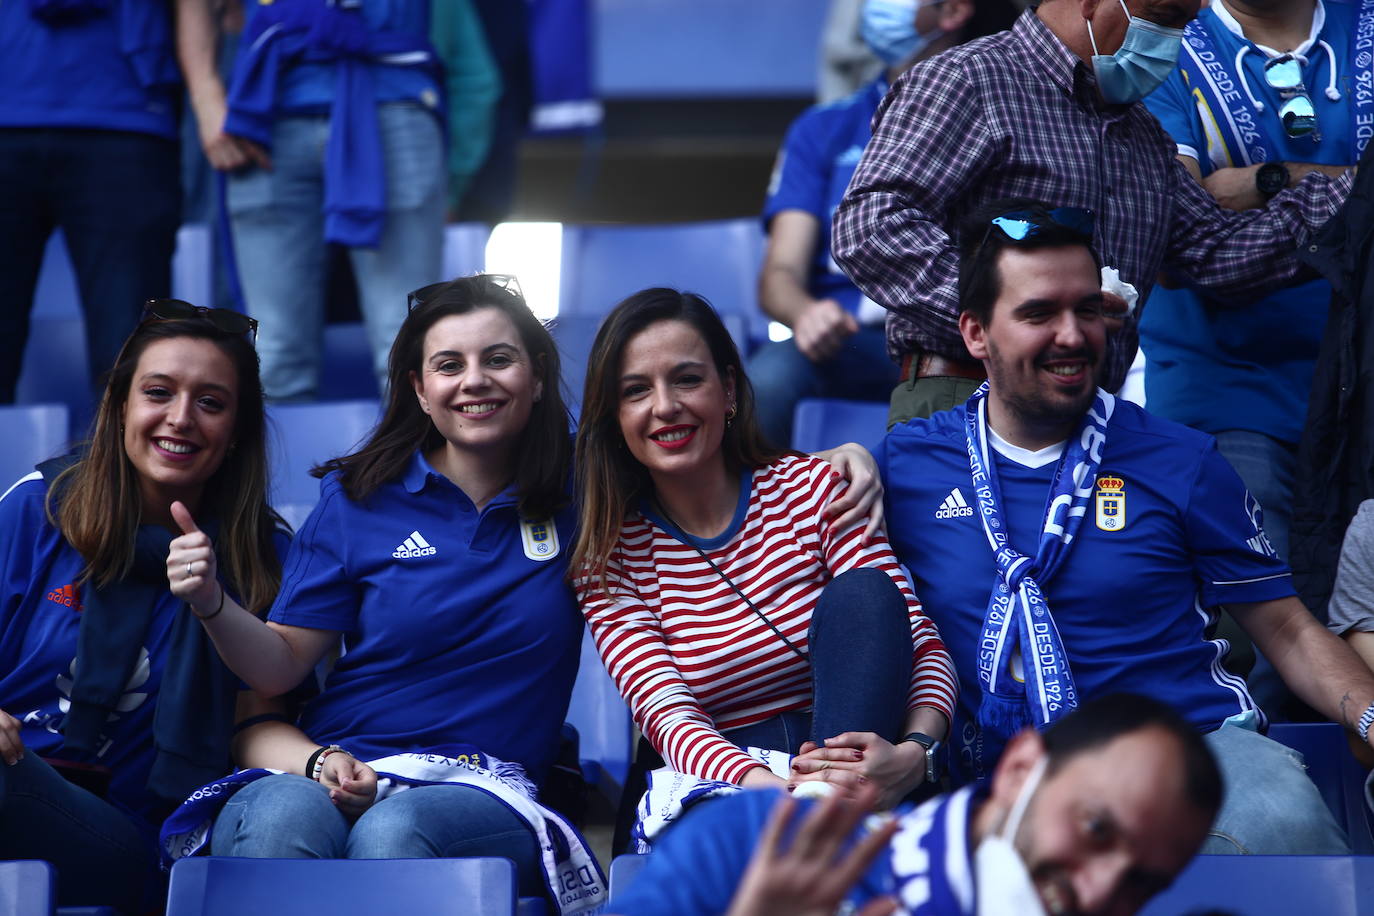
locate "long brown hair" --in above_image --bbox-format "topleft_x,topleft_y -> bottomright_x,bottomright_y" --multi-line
317,274 -> 572,520
571,288 -> 786,595
49,319 -> 283,613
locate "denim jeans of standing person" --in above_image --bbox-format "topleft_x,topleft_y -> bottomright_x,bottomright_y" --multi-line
212,776 -> 547,896
1214,429 -> 1301,717
0,128 -> 179,403
0,753 -> 155,913
748,324 -> 894,449
227,103 -> 445,401
1202,721 -> 1349,854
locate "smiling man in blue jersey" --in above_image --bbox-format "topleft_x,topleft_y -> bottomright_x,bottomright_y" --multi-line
877,198 -> 1374,856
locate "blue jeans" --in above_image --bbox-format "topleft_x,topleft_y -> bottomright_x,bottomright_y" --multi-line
212,774 -> 546,897
0,127 -> 179,403
748,324 -> 894,448
1202,723 -> 1349,854
0,754 -> 155,913
228,104 -> 445,401
1213,429 -> 1299,716
1212,429 -> 1295,562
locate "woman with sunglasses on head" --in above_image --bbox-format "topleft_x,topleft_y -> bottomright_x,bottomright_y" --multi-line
160,275 -> 603,912
572,288 -> 958,853
0,300 -> 283,913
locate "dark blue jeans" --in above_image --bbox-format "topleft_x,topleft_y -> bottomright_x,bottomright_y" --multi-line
0,128 -> 180,402
0,754 -> 155,913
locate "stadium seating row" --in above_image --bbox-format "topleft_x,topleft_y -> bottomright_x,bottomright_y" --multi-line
0,857 -> 550,916
16,220 -> 772,426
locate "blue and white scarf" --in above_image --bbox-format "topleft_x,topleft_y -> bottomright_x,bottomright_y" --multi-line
629,746 -> 793,852
886,785 -> 981,915
965,385 -> 1113,770
160,749 -> 607,915
1178,0 -> 1374,165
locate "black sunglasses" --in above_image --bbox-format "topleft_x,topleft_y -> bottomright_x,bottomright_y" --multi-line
407,274 -> 525,312
142,298 -> 258,342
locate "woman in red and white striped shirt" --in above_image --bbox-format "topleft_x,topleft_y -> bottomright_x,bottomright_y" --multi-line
571,289 -> 957,828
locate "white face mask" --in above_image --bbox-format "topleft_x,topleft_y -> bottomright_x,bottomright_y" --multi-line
974,757 -> 1048,916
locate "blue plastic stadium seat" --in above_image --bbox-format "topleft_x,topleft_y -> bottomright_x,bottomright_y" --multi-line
608,854 -> 649,901
166,856 -> 519,916
172,223 -> 213,309
443,222 -> 492,280
265,400 -> 381,529
0,860 -> 54,916
0,404 -> 70,490
1139,854 -> 1372,916
558,220 -> 767,350
319,323 -> 381,401
1268,722 -> 1374,854
566,628 -> 633,807
790,398 -> 889,454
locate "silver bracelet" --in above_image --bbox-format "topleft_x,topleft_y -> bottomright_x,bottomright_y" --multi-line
1358,702 -> 1374,744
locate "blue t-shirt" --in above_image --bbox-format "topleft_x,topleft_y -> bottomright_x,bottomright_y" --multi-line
270,452 -> 582,786
242,0 -> 441,115
0,472 -> 288,825
763,78 -> 887,316
880,402 -> 1292,782
1140,0 -> 1357,443
0,0 -> 180,138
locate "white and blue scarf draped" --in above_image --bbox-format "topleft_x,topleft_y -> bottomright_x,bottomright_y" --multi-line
630,747 -> 793,852
1177,0 -> 1374,166
964,385 -> 1114,770
886,785 -> 982,915
160,748 -> 607,915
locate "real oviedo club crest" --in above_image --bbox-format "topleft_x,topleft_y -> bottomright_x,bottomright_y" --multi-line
1095,475 -> 1126,532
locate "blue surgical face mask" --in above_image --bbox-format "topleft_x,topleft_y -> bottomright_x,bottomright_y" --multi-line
862,0 -> 945,66
1085,0 -> 1184,105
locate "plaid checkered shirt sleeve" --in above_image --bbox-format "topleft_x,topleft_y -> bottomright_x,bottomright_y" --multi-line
832,11 -> 1353,392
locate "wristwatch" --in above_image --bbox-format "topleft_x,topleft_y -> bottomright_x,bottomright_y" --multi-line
1256,161 -> 1291,199
899,732 -> 943,784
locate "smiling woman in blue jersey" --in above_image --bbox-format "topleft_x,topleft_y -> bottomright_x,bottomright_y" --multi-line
157,275 -> 607,913
0,304 -> 283,912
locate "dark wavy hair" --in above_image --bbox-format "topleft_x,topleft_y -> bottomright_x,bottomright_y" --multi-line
317,274 -> 572,520
571,288 -> 788,594
48,318 -> 283,613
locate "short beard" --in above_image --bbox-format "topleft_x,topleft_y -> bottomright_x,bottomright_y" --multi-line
985,344 -> 1098,442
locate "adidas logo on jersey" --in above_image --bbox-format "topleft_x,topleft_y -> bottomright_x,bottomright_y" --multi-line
45,583 -> 83,611
392,530 -> 437,559
934,488 -> 974,519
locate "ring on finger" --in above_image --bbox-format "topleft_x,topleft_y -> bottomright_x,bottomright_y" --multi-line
186,562 -> 195,580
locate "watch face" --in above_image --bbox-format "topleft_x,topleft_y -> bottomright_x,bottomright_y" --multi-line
1257,163 -> 1288,196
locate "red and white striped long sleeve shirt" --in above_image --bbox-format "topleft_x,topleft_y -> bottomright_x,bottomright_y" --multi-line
576,455 -> 957,785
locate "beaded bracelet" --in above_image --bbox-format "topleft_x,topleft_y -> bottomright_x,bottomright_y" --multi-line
310,745 -> 346,781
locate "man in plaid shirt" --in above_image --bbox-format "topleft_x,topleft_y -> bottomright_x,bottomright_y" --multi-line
833,0 -> 1355,424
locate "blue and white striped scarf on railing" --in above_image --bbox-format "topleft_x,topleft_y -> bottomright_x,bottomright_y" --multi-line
964,384 -> 1113,769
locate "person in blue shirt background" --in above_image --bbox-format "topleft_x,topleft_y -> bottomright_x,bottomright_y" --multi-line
749,0 -> 1017,448
1141,0 -> 1363,717
178,0 -> 497,402
166,275 -> 591,906
0,0 -> 187,403
0,305 -> 284,912
1141,0 -> 1361,566
878,198 -> 1374,857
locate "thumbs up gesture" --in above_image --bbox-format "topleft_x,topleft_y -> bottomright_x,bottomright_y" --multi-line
167,500 -> 222,614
